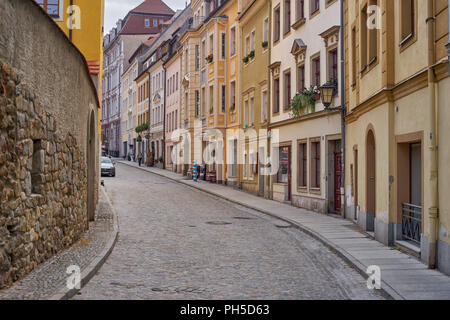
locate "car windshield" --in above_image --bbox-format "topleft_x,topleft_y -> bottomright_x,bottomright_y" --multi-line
101,158 -> 112,164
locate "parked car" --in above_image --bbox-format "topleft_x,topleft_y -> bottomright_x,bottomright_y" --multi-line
101,156 -> 115,177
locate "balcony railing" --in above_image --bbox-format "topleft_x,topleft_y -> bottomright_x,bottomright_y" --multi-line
401,203 -> 422,246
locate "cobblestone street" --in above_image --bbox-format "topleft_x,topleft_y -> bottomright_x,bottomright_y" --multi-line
74,163 -> 383,300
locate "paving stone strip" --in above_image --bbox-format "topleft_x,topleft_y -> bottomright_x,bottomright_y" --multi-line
117,160 -> 450,300
0,187 -> 117,300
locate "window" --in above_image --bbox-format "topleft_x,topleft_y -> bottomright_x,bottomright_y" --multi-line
230,27 -> 236,56
221,33 -> 226,59
328,49 -> 338,83
195,90 -> 200,117
221,84 -> 226,113
277,146 -> 290,183
298,142 -> 307,187
263,18 -> 269,43
311,0 -> 319,14
201,87 -> 206,116
176,72 -> 178,91
351,26 -> 356,85
261,90 -> 268,122
251,30 -> 255,52
400,0 -> 415,43
284,70 -> 291,110
311,140 -> 320,188
284,0 -> 291,34
296,0 -> 305,21
273,78 -> 280,113
274,7 -> 281,42
312,56 -> 320,87
202,41 -> 206,68
249,97 -> 254,126
209,85 -> 214,114
368,0 -> 378,62
145,19 -> 150,27
35,0 -> 61,18
195,45 -> 200,70
230,81 -> 236,111
153,19 -> 158,26
209,34 -> 214,55
245,36 -> 250,56
244,100 -> 249,126
297,65 -> 305,92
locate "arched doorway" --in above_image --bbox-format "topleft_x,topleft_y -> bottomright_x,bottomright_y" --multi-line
87,111 -> 96,224
366,129 -> 376,232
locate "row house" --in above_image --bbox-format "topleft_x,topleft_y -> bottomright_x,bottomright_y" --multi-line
238,0 -> 271,197
132,7 -> 193,166
179,0 -> 241,184
344,0 -> 450,275
102,0 -> 174,157
164,32 -> 184,172
269,0 -> 343,214
121,36 -> 158,160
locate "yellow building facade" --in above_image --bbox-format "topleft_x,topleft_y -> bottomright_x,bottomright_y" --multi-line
344,0 -> 449,274
34,0 -> 105,135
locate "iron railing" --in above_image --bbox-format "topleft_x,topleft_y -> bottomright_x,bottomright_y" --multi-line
401,202 -> 422,246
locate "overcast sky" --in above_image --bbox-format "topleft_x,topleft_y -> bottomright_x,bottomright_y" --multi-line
104,0 -> 187,33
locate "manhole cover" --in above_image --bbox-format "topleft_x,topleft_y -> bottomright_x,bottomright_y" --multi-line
205,221 -> 232,225
233,217 -> 254,220
275,224 -> 293,229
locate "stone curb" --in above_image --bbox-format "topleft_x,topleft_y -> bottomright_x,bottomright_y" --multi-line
47,186 -> 119,300
118,161 -> 403,300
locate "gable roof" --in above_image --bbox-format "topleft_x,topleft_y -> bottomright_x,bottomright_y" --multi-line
131,0 -> 175,15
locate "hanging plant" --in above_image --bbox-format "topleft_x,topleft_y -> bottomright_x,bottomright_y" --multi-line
289,88 -> 317,118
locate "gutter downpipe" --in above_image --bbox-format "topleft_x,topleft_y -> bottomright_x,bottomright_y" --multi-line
146,70 -> 151,164
163,61 -> 167,170
69,0 -> 73,41
426,0 -> 438,269
447,0 -> 450,72
340,0 -> 346,218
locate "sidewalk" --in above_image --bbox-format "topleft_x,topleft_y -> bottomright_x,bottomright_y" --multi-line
0,187 -> 119,300
117,160 -> 450,300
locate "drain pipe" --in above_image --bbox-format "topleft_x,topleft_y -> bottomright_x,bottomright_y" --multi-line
426,0 -> 438,269
69,0 -> 74,41
447,0 -> 450,72
340,0 -> 346,218
162,63 -> 167,170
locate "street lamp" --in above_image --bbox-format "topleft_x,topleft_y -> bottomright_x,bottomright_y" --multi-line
319,81 -> 336,110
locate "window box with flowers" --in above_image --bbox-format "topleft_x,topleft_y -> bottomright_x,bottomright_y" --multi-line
206,54 -> 213,63
243,56 -> 249,63
248,50 -> 255,59
262,41 -> 268,49
289,87 -> 319,118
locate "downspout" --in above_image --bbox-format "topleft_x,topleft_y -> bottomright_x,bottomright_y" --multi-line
267,0 -> 272,200
340,0 -> 346,218
447,0 -> 450,72
426,0 -> 438,269
163,62 -> 167,170
147,71 -> 151,164
69,0 -> 73,41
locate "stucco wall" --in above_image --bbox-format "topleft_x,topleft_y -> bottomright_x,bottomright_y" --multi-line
0,0 -> 99,288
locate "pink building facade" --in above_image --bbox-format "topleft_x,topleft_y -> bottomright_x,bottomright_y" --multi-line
164,50 -> 181,172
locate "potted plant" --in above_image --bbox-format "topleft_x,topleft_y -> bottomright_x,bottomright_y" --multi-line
262,41 -> 268,49
289,88 -> 317,118
158,156 -> 163,163
230,103 -> 235,112
209,106 -> 213,114
206,54 -> 213,63
248,50 -> 255,59
243,56 -> 249,63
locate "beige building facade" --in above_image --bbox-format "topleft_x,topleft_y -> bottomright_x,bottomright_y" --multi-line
344,0 -> 450,274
